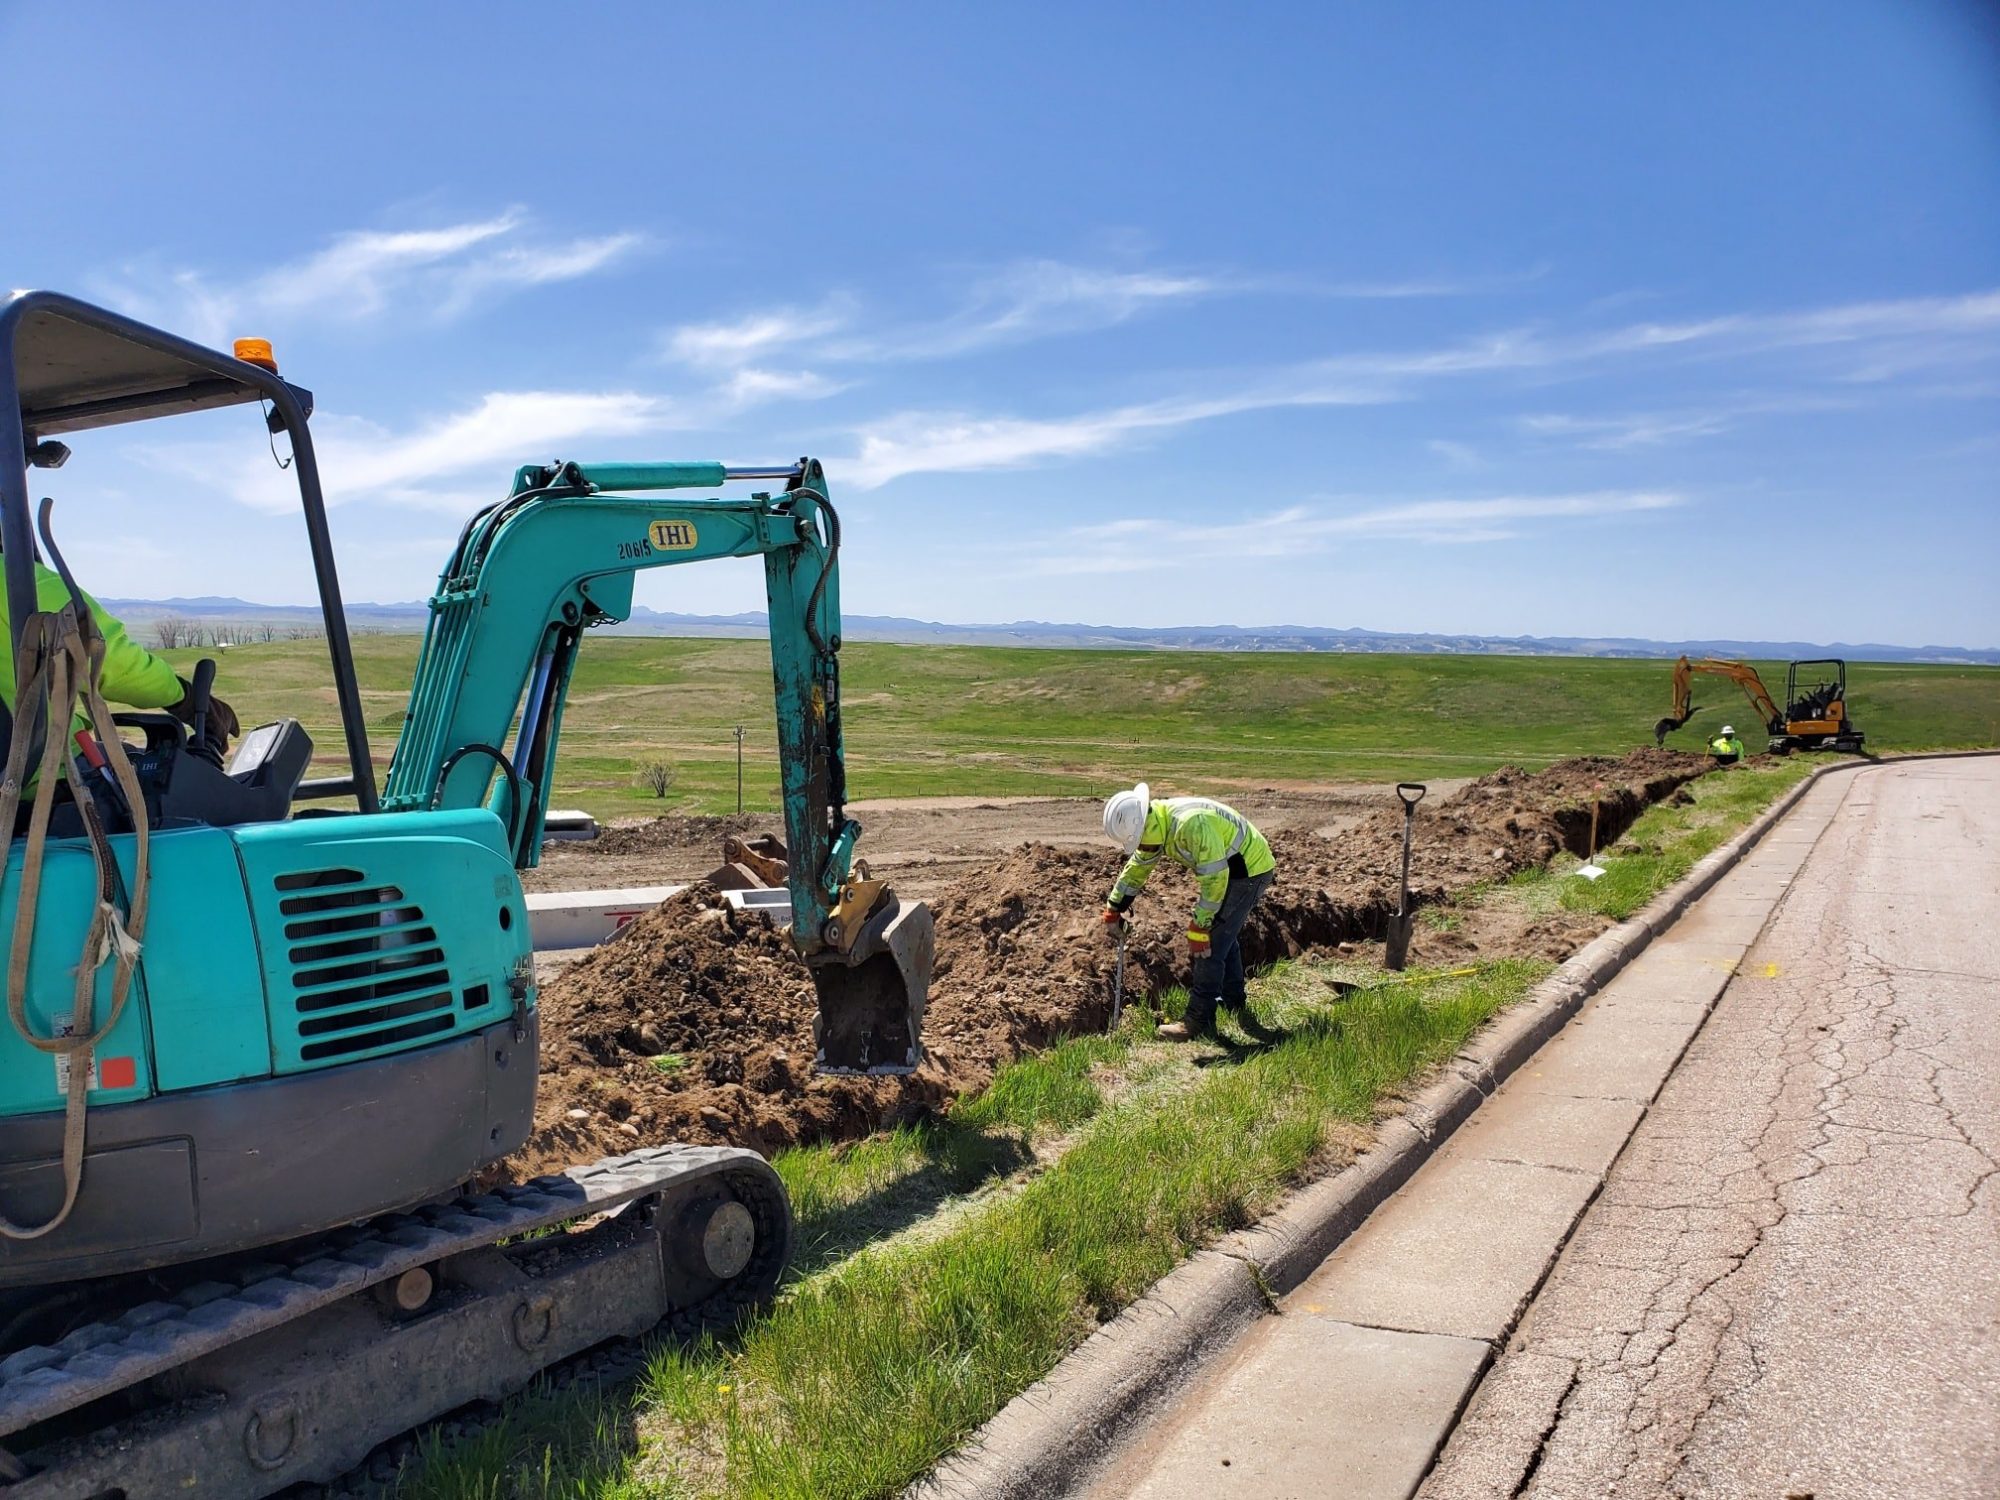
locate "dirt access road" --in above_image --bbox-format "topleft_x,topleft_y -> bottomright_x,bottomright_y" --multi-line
528,783 -> 1468,901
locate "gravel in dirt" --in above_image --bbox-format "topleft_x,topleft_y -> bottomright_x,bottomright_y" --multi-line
513,750 -> 1711,1178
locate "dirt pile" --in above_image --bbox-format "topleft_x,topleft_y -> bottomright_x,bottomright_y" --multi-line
584,813 -> 770,858
515,749 -> 1710,1175
514,885 -> 968,1177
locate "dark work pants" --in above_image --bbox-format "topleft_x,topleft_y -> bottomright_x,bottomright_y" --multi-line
1184,869 -> 1274,1034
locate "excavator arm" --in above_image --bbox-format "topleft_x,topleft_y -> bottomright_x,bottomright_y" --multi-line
1653,655 -> 1784,746
382,458 -> 930,1074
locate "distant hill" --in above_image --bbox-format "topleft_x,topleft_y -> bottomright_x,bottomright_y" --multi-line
95,596 -> 2000,665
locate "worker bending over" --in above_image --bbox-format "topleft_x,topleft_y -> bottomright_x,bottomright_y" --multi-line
1100,784 -> 1276,1040
0,560 -> 237,764
1707,725 -> 1744,765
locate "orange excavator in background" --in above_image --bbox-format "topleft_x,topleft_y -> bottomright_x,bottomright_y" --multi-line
1654,656 -> 1866,755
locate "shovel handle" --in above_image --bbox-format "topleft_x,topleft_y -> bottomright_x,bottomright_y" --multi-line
1109,926 -> 1127,1031
1396,782 -> 1427,808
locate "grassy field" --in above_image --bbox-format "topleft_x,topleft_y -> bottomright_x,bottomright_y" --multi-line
170,635 -> 2000,818
397,756 -> 1842,1499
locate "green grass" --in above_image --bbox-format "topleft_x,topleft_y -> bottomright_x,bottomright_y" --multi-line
395,961 -> 1541,1500
380,680 -> 1977,1497
1554,758 -> 1816,920
1482,756 -> 1819,926
172,636 -> 2000,818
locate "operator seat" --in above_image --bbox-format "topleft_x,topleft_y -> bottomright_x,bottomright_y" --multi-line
122,713 -> 315,829
33,714 -> 315,840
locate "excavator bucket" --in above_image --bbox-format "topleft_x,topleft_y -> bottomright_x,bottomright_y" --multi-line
707,835 -> 933,1074
809,895 -> 934,1075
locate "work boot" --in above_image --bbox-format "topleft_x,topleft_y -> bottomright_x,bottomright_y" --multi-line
1157,1006 -> 1216,1041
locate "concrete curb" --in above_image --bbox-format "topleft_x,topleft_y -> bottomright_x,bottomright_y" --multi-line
908,752 -> 1993,1500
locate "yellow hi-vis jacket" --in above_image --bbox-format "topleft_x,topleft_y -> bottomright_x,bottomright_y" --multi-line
1105,796 -> 1276,934
0,563 -> 184,731
1708,735 -> 1744,759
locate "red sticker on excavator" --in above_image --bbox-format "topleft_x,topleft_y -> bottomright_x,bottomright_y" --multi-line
98,1056 -> 137,1090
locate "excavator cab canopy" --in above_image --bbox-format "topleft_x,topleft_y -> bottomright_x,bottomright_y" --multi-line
1783,658 -> 1847,727
0,291 -> 378,809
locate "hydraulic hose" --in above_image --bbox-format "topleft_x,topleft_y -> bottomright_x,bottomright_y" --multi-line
430,742 -> 526,851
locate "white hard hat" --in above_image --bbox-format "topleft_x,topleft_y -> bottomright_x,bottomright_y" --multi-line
1103,783 -> 1151,852
1721,725 -> 1735,736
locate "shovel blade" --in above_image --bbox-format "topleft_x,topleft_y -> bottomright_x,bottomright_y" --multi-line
810,896 -> 934,1075
1383,911 -> 1414,971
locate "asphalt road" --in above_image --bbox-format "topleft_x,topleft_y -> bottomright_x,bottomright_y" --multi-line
1424,758 -> 2000,1498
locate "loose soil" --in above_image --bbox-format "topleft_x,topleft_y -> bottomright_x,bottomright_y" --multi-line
512,750 -> 1709,1178
526,785 -> 1457,903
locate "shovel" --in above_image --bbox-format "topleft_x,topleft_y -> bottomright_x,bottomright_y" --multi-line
1383,782 -> 1426,971
1573,789 -> 1607,882
1109,921 -> 1127,1031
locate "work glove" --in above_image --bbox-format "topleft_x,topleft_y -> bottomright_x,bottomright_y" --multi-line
1099,906 -> 1128,943
1186,928 -> 1212,958
169,678 -> 239,763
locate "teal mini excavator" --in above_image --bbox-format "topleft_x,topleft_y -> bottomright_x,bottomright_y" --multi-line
0,293 -> 932,1497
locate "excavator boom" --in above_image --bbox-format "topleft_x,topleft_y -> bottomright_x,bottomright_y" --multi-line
382,458 -> 929,1074
1653,655 -> 1784,746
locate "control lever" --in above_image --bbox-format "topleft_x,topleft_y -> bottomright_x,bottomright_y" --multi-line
187,658 -> 221,767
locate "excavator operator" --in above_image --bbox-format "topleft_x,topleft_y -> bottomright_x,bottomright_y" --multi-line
1707,725 -> 1745,765
1099,784 -> 1277,1041
0,559 -> 238,766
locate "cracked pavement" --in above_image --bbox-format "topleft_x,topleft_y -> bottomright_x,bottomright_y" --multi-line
1423,759 -> 2000,1498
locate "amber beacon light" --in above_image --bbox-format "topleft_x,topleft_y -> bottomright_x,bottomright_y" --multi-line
232,337 -> 279,372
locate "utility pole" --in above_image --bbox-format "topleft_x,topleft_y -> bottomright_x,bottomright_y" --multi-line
734,725 -> 745,813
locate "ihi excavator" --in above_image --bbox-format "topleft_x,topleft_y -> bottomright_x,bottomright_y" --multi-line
0,292 -> 933,1496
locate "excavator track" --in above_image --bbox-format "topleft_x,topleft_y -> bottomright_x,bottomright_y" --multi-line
0,1144 -> 791,1499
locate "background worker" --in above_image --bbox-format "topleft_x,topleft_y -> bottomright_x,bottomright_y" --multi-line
1100,783 -> 1277,1040
0,560 -> 238,766
1708,724 -> 1745,765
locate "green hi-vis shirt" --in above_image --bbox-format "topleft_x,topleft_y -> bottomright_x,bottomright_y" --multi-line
1709,736 -> 1744,758
1106,796 -> 1276,932
0,563 -> 184,735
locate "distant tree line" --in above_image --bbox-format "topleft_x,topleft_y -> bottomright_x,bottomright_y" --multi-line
150,615 -> 323,650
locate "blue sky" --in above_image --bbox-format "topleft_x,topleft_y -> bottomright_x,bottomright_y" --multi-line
3,2 -> 1996,647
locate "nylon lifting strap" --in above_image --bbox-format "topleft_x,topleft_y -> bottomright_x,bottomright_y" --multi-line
0,603 -> 153,1241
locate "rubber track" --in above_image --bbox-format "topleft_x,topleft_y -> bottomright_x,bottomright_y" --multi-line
310,1165 -> 791,1499
0,1144 -> 762,1441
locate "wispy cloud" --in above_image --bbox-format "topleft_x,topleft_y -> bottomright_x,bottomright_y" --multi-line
661,298 -> 856,369
659,258 -> 1548,377
843,380 -> 1391,488
835,261 -> 1217,360
838,287 -> 2000,485
1519,410 -> 1736,450
97,211 -> 645,342
659,259 -> 1220,374
145,389 -> 673,514
1428,438 -> 1485,470
1028,492 -> 1684,575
